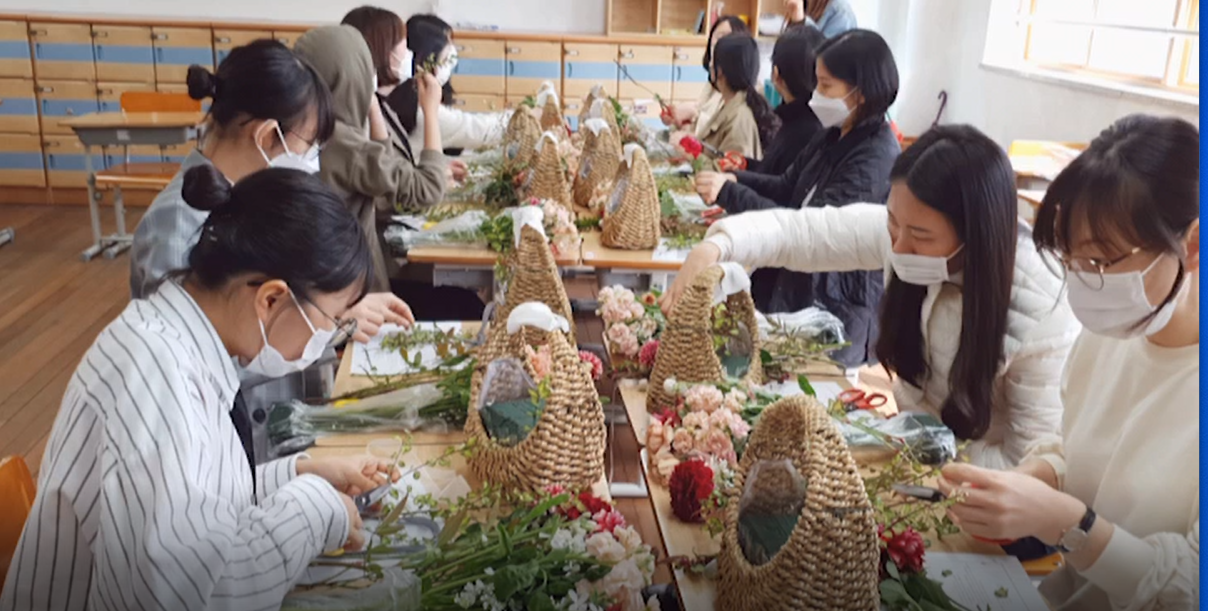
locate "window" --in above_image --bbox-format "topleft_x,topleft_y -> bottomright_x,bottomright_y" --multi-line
1014,0 -> 1198,93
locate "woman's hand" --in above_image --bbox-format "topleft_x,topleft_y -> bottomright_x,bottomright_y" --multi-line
345,293 -> 415,343
694,172 -> 736,205
417,72 -> 442,113
449,159 -> 469,184
939,463 -> 1086,546
299,456 -> 401,496
660,104 -> 696,128
659,241 -> 722,316
339,493 -> 366,551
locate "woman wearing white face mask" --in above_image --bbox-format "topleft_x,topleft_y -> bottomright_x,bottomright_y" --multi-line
666,124 -> 1078,469
938,115 -> 1199,611
3,166 -> 403,611
693,28 -> 902,366
131,40 -> 415,340
378,14 -> 510,160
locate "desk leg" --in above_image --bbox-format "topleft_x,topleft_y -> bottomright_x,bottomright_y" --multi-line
80,145 -> 104,262
102,184 -> 132,260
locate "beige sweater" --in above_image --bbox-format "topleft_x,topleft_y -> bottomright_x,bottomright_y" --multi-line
1032,331 -> 1199,611
705,203 -> 1080,468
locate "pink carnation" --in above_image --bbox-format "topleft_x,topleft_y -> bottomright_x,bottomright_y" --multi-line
672,429 -> 695,454
593,509 -> 627,534
525,344 -> 553,379
683,385 -> 724,414
638,340 -> 660,369
703,428 -> 734,457
579,350 -> 604,380
680,411 -> 709,432
607,323 -> 640,358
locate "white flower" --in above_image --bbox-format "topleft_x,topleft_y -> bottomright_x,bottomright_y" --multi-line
663,377 -> 678,394
454,583 -> 478,609
586,531 -> 627,564
564,561 -> 582,575
484,567 -> 496,576
551,528 -> 574,551
601,558 -> 647,598
645,595 -> 662,611
613,525 -> 644,554
564,589 -> 603,611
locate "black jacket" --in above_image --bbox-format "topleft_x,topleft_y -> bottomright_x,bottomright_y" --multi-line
716,119 -> 900,366
744,99 -> 822,176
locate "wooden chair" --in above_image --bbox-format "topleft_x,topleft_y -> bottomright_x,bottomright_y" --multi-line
118,91 -> 201,114
0,456 -> 36,589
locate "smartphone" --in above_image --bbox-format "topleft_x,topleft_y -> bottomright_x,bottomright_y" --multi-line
892,484 -> 947,503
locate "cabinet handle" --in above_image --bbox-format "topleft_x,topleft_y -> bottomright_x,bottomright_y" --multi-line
622,51 -> 635,59
565,49 -> 579,57
98,88 -> 113,95
276,37 -> 290,45
37,86 -> 53,94
567,63 -> 573,78
28,29 -> 47,37
568,103 -> 580,110
507,60 -> 515,76
676,52 -> 691,61
507,46 -> 520,54
456,44 -> 468,52
93,30 -> 109,39
456,99 -> 466,106
44,141 -> 60,148
152,33 -> 168,41
215,36 -> 231,44
675,66 -> 681,81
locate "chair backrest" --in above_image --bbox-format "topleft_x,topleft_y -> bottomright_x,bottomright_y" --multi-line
120,91 -> 202,113
0,456 -> 35,589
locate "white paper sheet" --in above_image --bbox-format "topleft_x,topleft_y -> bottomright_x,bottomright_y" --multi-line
651,238 -> 692,262
759,380 -> 844,405
351,322 -> 463,376
923,553 -> 1050,611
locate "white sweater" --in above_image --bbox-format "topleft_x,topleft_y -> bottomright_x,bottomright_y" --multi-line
1032,331 -> 1199,611
408,104 -> 511,153
705,203 -> 1080,468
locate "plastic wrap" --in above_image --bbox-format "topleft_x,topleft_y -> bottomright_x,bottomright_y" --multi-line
383,210 -> 490,252
283,567 -> 421,611
737,459 -> 806,566
832,412 -> 957,465
478,357 -> 542,447
757,307 -> 847,346
267,384 -> 451,452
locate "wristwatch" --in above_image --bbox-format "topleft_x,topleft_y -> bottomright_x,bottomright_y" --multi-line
1057,507 -> 1097,553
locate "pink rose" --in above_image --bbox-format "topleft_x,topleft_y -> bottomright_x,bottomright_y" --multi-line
681,411 -> 708,432
723,389 -> 747,413
672,429 -> 695,454
703,428 -> 733,457
683,385 -> 723,414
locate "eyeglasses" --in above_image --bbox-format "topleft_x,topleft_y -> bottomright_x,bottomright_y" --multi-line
1060,246 -> 1142,291
247,281 -> 358,345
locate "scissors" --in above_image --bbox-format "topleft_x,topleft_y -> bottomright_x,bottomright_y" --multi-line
838,388 -> 888,412
354,483 -> 394,517
714,151 -> 748,172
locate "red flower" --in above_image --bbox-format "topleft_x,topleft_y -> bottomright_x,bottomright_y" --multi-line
669,460 -> 715,523
579,350 -> 604,380
653,407 -> 680,427
880,525 -> 926,574
579,491 -> 613,516
638,340 -> 660,370
678,135 -> 704,159
593,509 -> 627,534
641,292 -> 658,306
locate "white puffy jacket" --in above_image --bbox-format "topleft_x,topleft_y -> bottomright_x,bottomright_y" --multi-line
705,203 -> 1081,469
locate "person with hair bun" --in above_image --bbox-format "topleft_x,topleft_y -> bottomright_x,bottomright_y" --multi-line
130,39 -> 415,341
661,15 -> 748,138
665,124 -> 1077,469
3,166 -> 401,611
698,32 -> 780,159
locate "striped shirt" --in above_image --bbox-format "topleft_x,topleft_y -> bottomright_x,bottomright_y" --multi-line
129,150 -> 210,300
0,281 -> 350,611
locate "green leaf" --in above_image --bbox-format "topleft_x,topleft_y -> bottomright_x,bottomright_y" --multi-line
494,562 -> 540,601
521,493 -> 569,525
437,510 -> 468,547
526,591 -> 557,611
797,374 -> 816,397
376,491 -> 409,533
880,579 -> 914,608
994,587 -> 1009,598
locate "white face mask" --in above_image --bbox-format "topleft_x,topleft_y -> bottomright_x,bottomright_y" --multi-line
1067,255 -> 1185,339
435,47 -> 458,86
810,88 -> 856,128
257,124 -> 320,174
890,244 -> 964,286
243,290 -> 335,379
393,47 -> 414,81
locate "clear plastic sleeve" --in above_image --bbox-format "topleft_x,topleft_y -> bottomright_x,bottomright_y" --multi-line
267,384 -> 451,451
282,567 -> 422,611
757,307 -> 847,347
737,459 -> 807,566
832,411 -> 957,465
384,210 -> 490,252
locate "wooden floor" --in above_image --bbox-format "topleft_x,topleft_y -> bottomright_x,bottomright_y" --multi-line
0,205 -> 142,475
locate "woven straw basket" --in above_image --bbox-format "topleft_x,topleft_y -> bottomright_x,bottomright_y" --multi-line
492,224 -> 576,343
541,97 -> 566,134
464,322 -> 606,492
717,395 -> 880,611
504,110 -> 542,169
526,133 -> 573,211
601,146 -> 661,250
572,122 -> 622,210
580,87 -> 605,127
646,265 -> 763,412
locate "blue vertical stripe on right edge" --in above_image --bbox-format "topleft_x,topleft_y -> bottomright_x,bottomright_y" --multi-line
0,152 -> 45,170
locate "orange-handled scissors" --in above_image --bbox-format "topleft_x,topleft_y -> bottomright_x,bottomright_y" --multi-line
838,388 -> 888,412
715,151 -> 747,173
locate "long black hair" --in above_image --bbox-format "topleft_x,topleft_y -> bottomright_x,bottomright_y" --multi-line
771,25 -> 825,101
187,39 -> 334,144
702,15 -> 748,72
183,164 -> 372,302
815,29 -> 898,126
341,6 -> 407,88
1034,114 -> 1199,330
712,33 -> 780,147
388,15 -> 454,134
875,125 -> 1017,441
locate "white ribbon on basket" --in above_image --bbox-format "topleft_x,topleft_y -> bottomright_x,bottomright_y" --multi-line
589,97 -> 608,119
507,302 -> 571,335
712,262 -> 752,305
534,130 -> 560,152
623,143 -> 643,167
510,205 -> 545,247
536,86 -> 560,109
583,117 -> 609,136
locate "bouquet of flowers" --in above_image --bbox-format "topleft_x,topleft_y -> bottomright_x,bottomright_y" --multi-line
523,197 -> 580,257
596,286 -> 666,373
645,380 -> 762,488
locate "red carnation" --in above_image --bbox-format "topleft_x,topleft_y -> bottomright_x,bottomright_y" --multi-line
579,491 -> 613,516
638,340 -> 660,370
880,525 -> 926,574
653,407 -> 680,427
579,350 -> 604,380
669,460 -> 715,523
678,135 -> 704,159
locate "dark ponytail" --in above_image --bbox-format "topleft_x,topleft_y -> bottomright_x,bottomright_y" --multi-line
184,165 -> 373,301
188,39 -> 335,144
703,15 -> 749,72
875,125 -> 1017,441
713,33 -> 781,147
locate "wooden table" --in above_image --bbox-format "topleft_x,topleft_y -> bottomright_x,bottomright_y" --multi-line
617,385 -> 1061,611
405,239 -> 582,294
60,112 -> 204,261
580,232 -> 683,273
